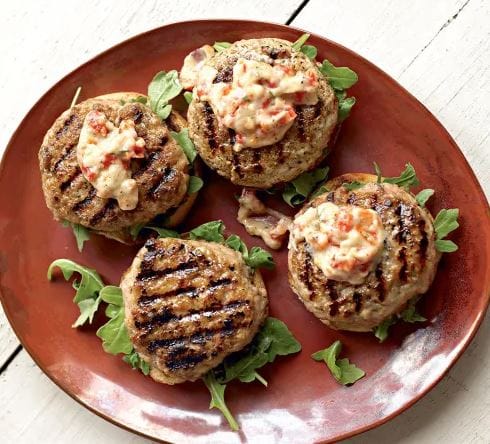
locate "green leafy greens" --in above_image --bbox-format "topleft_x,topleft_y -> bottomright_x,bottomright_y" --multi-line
433,208 -> 460,252
183,91 -> 194,104
204,317 -> 301,430
225,234 -> 274,269
170,128 -> 197,164
312,340 -> 365,385
319,60 -> 358,90
147,70 -> 182,120
47,259 -> 104,327
188,176 -> 204,194
292,33 -> 310,51
319,59 -> 358,121
62,221 -> 90,252
282,166 -> 329,206
291,34 -> 358,121
47,260 -> 149,374
189,220 -> 225,242
190,221 -> 275,270
373,297 -> 427,342
213,41 -> 232,52
203,372 -> 239,431
380,162 -> 420,189
96,286 -> 132,355
416,188 -> 435,207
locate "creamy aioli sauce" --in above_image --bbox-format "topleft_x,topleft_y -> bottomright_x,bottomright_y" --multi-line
291,202 -> 385,284
179,45 -> 216,90
196,58 -> 319,149
76,110 -> 145,210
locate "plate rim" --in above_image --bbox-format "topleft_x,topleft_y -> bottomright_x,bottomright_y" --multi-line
1,18 -> 489,444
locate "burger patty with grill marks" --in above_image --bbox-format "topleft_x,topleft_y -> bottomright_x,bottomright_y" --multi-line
39,92 -> 192,242
187,38 -> 338,189
288,173 -> 440,332
121,237 -> 268,384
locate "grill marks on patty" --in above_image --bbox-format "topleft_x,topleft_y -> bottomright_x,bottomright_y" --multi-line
130,239 -> 256,373
39,98 -> 190,231
293,183 -> 434,321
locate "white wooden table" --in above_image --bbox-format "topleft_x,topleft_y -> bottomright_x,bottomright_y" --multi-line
1,1 -> 488,442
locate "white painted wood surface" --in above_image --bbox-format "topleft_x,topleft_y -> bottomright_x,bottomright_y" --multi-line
0,1 -> 488,443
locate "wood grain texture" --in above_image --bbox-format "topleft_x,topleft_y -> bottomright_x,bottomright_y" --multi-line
294,0 -> 489,196
0,0 -> 489,442
293,0 -> 490,442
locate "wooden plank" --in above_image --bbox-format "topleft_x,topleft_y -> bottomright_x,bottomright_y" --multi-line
293,0 -> 490,441
0,350 -> 150,443
0,0 -> 302,157
294,0 -> 489,195
0,309 -> 19,364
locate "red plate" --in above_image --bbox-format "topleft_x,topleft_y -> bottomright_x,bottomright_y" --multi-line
0,20 -> 489,443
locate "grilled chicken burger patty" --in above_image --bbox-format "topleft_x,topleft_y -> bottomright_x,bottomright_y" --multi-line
288,173 -> 440,331
39,92 -> 192,243
121,237 -> 268,384
187,38 -> 338,188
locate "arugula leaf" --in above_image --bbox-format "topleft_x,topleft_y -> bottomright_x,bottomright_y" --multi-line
319,59 -> 358,90
282,166 -> 329,206
184,91 -> 194,104
189,220 -> 225,243
147,70 -> 182,120
310,185 -> 329,200
146,226 -> 180,238
433,208 -> 459,253
434,209 -> 459,241
373,297 -> 426,341
202,372 -> 239,431
129,96 -> 147,104
207,317 -> 300,430
47,259 -> 104,327
373,316 -> 396,342
225,234 -> 248,254
292,33 -> 310,51
400,298 -> 427,323
123,350 -> 150,375
246,247 -> 274,269
96,286 -> 132,355
130,222 -> 146,240
301,45 -> 317,59
220,317 -> 301,385
170,128 -> 197,164
434,239 -> 458,252
312,340 -> 365,385
337,95 -> 356,122
416,189 -> 435,207
62,221 -> 90,252
342,181 -> 363,191
188,176 -> 203,194
382,163 -> 420,189
225,234 -> 274,269
213,41 -> 232,52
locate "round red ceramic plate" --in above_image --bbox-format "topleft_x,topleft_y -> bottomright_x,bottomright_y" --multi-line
0,20 -> 489,443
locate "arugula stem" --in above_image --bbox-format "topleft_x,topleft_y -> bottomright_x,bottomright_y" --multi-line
254,371 -> 268,387
70,86 -> 82,108
203,373 -> 239,431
